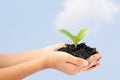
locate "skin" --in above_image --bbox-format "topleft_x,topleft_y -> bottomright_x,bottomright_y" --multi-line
0,43 -> 101,80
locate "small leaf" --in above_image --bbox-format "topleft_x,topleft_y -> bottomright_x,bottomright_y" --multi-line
59,28 -> 88,48
72,35 -> 79,48
77,28 -> 88,37
77,28 -> 89,42
59,29 -> 73,40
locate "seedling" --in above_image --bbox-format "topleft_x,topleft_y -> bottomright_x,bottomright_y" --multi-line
59,28 -> 89,48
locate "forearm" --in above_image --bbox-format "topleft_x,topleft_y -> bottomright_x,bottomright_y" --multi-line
0,56 -> 48,80
0,43 -> 64,68
0,48 -> 49,68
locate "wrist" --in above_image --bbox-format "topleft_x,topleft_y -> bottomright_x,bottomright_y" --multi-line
32,48 -> 50,58
44,53 -> 56,69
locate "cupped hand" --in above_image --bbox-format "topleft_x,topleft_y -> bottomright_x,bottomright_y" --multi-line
80,53 -> 101,71
42,43 -> 101,74
41,43 -> 66,54
45,51 -> 89,75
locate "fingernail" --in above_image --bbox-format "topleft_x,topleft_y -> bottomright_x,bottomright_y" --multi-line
82,60 -> 88,67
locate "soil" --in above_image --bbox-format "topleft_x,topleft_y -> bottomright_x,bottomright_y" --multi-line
57,43 -> 98,59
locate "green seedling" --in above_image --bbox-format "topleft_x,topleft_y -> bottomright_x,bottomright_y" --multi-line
59,28 -> 89,48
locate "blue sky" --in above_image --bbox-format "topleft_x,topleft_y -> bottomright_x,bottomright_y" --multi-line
0,0 -> 120,80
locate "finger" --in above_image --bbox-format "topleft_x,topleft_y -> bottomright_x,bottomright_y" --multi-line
96,57 -> 102,62
85,56 -> 101,70
45,43 -> 66,51
64,62 -> 82,75
86,62 -> 100,71
53,43 -> 66,50
66,54 -> 88,67
87,63 -> 100,71
80,62 -> 100,72
87,53 -> 101,63
79,62 -> 95,71
85,60 -> 99,70
79,60 -> 98,71
88,61 -> 97,67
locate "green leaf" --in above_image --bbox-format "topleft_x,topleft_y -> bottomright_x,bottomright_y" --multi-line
77,28 -> 89,42
59,29 -> 73,40
72,35 -> 79,48
59,28 -> 89,48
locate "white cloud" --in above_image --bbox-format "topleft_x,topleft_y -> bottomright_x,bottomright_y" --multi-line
55,0 -> 120,33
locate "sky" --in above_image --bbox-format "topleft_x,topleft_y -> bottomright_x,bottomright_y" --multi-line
0,0 -> 120,80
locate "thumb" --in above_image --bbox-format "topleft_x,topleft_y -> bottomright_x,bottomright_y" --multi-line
52,43 -> 66,50
67,54 -> 88,67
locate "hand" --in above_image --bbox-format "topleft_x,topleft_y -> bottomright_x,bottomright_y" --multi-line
40,43 -> 66,55
80,53 -> 101,71
42,43 -> 101,74
45,51 -> 89,75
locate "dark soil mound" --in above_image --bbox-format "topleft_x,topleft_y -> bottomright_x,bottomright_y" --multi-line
57,43 -> 98,59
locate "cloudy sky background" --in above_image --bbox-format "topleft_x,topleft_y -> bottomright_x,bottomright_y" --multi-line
56,0 -> 120,33
0,0 -> 120,80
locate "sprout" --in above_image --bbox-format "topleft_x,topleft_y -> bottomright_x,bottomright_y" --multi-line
59,28 -> 89,48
